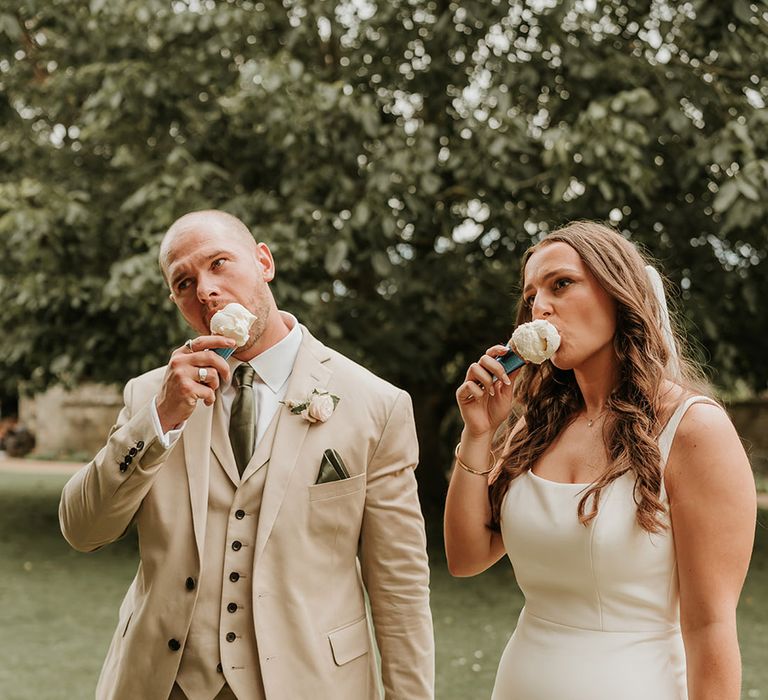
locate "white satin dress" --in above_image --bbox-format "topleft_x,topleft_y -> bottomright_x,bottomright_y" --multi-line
491,397 -> 711,700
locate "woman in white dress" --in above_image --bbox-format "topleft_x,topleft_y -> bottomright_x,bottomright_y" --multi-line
444,221 -> 756,700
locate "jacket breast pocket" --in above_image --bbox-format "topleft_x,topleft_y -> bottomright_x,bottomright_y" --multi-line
307,473 -> 366,541
308,472 -> 366,502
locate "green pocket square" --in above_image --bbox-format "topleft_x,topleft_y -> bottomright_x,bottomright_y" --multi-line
315,449 -> 350,484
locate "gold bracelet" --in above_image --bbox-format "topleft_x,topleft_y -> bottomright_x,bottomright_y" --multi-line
454,442 -> 494,476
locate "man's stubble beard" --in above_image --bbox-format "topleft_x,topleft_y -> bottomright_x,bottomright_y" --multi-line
236,299 -> 272,355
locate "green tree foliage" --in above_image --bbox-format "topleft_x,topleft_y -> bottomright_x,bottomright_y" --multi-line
1,1 -> 766,504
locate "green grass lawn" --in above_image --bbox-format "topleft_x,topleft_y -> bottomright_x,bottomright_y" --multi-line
0,471 -> 765,699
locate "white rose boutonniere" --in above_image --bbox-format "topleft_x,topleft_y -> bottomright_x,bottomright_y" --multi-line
283,389 -> 340,424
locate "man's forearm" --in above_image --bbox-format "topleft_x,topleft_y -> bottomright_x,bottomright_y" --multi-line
59,400 -> 169,552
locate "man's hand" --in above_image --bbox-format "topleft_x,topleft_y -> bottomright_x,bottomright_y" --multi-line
156,335 -> 236,433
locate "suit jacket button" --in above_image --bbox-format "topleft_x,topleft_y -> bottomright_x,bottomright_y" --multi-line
235,509 -> 245,520
119,463 -> 127,473
225,632 -> 236,643
227,602 -> 237,613
124,455 -> 132,465
185,577 -> 196,591
229,572 -> 240,582
168,639 -> 181,651
216,663 -> 223,673
136,441 -> 145,450
231,540 -> 242,551
128,447 -> 137,456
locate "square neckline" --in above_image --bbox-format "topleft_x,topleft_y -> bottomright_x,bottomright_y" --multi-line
526,395 -> 715,486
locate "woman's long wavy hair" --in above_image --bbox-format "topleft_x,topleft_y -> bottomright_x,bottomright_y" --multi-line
488,221 -> 710,534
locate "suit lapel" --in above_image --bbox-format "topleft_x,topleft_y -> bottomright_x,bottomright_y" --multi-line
182,400 -> 214,562
254,328 -> 332,564
211,390 -> 240,487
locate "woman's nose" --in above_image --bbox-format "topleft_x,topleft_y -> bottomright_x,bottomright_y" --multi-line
531,295 -> 552,320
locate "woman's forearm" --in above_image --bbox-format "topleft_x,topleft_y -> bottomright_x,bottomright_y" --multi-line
444,430 -> 501,576
684,621 -> 741,700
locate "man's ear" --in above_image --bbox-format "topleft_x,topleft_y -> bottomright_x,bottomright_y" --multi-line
255,242 -> 276,282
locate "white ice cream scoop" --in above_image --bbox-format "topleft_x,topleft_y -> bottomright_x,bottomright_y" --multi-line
210,303 -> 257,358
492,319 -> 561,374
511,319 -> 561,364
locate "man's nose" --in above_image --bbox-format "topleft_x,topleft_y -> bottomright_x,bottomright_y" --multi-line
196,273 -> 220,303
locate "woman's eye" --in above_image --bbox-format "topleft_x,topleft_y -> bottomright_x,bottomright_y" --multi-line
524,294 -> 535,307
554,278 -> 572,291
212,258 -> 225,269
177,279 -> 191,291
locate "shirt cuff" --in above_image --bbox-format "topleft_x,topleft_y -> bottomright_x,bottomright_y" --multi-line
151,396 -> 185,448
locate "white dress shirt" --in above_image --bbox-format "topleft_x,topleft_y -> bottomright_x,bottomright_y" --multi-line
151,312 -> 303,449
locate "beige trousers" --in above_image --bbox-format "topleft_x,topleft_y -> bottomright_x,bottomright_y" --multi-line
168,682 -> 238,699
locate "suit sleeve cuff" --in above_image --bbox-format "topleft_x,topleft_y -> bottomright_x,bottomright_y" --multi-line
151,396 -> 185,448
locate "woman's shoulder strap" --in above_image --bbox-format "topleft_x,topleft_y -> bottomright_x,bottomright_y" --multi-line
658,395 -> 721,465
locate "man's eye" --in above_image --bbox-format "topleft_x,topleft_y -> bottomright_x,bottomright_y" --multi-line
177,279 -> 191,291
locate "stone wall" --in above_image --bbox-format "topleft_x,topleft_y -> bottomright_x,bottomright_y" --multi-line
19,383 -> 123,461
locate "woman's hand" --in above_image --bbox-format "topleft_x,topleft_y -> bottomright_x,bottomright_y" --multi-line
446,345 -> 519,577
456,344 -> 520,439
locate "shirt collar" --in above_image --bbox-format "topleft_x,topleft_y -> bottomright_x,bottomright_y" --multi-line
230,311 -> 302,394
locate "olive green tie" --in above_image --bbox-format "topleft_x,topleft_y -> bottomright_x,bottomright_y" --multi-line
229,363 -> 256,476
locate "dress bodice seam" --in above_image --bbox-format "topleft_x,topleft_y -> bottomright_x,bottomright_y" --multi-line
523,608 -> 682,635
587,479 -> 616,631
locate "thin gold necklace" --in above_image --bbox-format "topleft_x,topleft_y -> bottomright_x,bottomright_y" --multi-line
584,409 -> 607,427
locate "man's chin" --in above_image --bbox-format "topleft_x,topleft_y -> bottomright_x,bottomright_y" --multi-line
232,335 -> 258,358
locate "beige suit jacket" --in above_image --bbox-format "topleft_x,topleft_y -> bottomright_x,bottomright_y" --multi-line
59,327 -> 434,699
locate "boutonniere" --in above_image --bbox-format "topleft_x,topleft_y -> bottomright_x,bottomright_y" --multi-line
282,389 -> 340,424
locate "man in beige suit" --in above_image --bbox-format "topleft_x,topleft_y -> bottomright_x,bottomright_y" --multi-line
59,210 -> 434,700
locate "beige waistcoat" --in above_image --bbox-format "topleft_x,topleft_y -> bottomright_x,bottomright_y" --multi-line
176,396 -> 279,700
